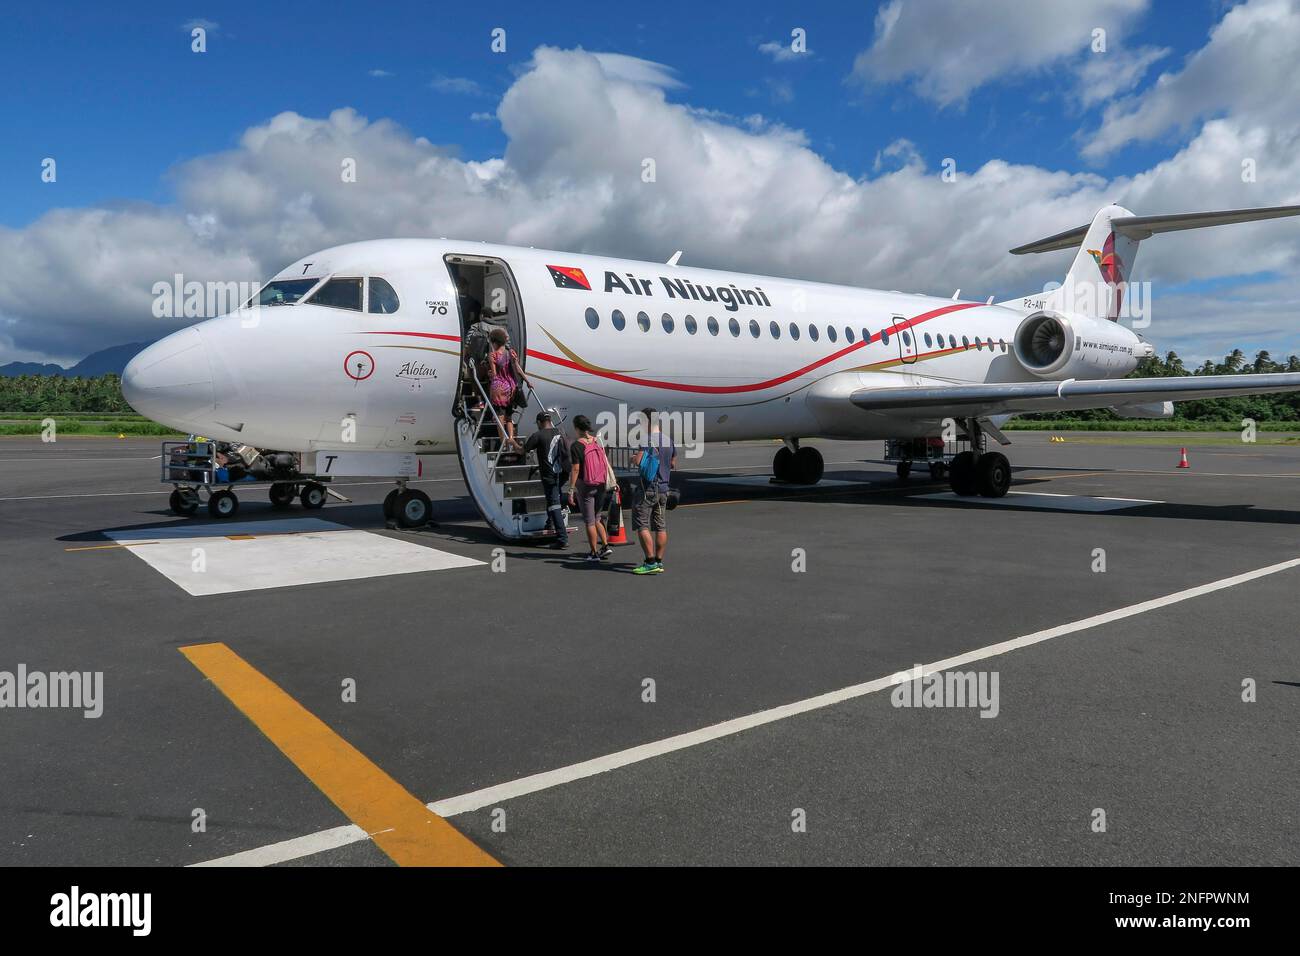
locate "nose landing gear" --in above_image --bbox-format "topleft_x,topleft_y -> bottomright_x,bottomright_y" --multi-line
772,440 -> 824,485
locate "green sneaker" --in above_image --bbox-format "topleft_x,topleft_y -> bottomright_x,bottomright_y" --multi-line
633,561 -> 658,575
650,561 -> 664,573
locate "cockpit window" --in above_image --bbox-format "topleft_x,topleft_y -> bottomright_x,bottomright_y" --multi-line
367,277 -> 400,314
306,277 -> 363,311
252,278 -> 319,307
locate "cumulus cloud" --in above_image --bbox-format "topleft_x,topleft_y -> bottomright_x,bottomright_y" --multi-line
368,68 -> 394,78
1084,0 -> 1300,158
1,39 -> 1298,365
852,0 -> 1149,107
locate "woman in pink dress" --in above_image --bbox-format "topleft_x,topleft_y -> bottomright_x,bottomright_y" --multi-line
486,327 -> 528,451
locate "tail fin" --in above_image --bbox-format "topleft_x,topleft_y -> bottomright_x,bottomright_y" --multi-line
1006,202 -> 1300,321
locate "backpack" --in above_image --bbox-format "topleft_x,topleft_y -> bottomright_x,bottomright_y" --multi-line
545,432 -> 565,478
638,431 -> 664,486
581,438 -> 608,486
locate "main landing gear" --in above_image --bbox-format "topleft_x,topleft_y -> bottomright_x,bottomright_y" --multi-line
773,441 -> 824,485
948,419 -> 1011,498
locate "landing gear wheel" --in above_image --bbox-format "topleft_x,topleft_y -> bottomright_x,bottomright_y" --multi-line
792,446 -> 824,485
169,488 -> 199,516
773,446 -> 796,483
207,489 -> 239,519
269,483 -> 297,509
300,482 -> 327,510
896,461 -> 912,481
949,452 -> 978,496
976,451 -> 1011,498
395,489 -> 432,528
383,489 -> 400,520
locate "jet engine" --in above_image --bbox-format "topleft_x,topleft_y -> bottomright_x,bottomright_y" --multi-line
1012,310 -> 1152,379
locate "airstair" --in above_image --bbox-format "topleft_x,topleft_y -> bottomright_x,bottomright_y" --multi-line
453,373 -> 571,542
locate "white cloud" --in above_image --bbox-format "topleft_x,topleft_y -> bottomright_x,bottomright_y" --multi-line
368,69 -> 394,78
470,111 -> 496,123
1074,44 -> 1169,108
431,75 -> 487,96
1084,0 -> 1300,158
2,41 -> 1299,366
758,40 -> 810,63
182,18 -> 219,33
589,52 -> 684,89
852,0 -> 1150,107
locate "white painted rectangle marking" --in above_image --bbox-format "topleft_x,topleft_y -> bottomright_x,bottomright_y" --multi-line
106,520 -> 483,595
915,491 -> 1159,512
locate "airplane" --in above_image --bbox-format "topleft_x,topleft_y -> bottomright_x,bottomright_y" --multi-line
122,202 -> 1300,538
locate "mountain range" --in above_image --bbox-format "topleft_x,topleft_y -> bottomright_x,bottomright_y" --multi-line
0,342 -> 153,378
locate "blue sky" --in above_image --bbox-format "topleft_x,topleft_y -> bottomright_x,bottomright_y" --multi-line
1,0 -> 1219,227
2,0 -> 1298,366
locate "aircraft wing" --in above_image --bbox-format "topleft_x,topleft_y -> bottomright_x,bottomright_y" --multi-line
849,372 -> 1300,418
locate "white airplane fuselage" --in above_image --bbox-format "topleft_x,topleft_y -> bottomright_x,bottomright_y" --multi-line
122,237 -> 1149,453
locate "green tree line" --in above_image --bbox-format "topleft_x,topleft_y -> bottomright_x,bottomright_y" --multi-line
0,374 -> 132,414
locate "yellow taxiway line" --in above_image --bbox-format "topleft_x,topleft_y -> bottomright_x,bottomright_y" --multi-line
179,642 -> 499,867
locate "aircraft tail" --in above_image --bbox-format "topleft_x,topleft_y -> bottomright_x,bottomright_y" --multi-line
1005,202 -> 1300,321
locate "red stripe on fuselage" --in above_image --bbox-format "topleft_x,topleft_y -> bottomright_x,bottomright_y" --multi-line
359,301 -> 983,395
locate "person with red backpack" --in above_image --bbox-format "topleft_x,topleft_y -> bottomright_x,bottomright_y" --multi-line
567,415 -> 614,563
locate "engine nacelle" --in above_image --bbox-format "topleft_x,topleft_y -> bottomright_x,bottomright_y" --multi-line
1012,310 -> 1152,380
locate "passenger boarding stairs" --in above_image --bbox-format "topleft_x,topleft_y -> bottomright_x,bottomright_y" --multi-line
454,374 -> 571,542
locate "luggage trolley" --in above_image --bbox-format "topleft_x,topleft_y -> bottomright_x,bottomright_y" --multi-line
161,439 -> 330,518
884,434 -> 984,481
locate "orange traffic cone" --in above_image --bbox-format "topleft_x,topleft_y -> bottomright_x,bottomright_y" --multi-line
605,486 -> 629,545
1177,447 -> 1190,469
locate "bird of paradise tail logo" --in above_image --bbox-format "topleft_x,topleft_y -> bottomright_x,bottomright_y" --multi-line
1085,232 -> 1125,320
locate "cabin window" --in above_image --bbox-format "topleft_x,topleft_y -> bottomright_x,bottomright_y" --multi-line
1000,339 -> 1007,352
367,277 -> 400,314
637,311 -> 651,332
306,277 -> 363,311
612,309 -> 627,331
962,335 -> 970,349
789,322 -> 801,341
728,317 -> 741,337
662,313 -> 675,333
861,328 -> 870,343
827,326 -> 838,343
684,314 -> 697,334
845,327 -> 855,343
749,319 -> 760,338
770,321 -> 781,339
809,325 -> 820,342
902,331 -> 912,346
880,328 -> 889,345
251,277 -> 319,307
585,308 -> 600,330
924,333 -> 933,348
707,316 -> 719,336
949,335 -> 957,349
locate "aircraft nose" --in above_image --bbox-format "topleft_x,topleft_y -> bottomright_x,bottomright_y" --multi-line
121,328 -> 215,424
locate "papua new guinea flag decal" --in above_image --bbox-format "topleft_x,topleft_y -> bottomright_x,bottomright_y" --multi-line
547,265 -> 591,290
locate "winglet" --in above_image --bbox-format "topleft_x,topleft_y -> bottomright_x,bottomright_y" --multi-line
666,251 -> 683,266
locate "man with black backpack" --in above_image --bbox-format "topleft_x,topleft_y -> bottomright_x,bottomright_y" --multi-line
522,411 -> 570,550
631,408 -> 676,575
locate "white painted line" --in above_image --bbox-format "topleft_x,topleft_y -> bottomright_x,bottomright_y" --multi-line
691,474 -> 867,489
107,520 -> 484,595
915,491 -> 1160,512
189,825 -> 367,867
0,477 -> 465,503
190,555 -> 1300,866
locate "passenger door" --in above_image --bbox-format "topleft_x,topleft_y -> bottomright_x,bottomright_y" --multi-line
891,315 -> 916,364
